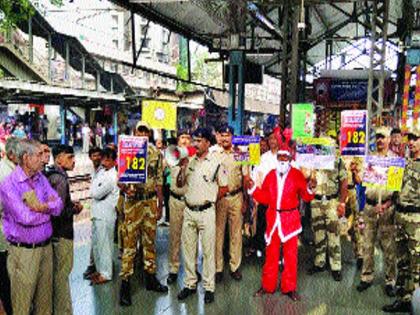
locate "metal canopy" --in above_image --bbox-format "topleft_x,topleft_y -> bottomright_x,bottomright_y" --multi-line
112,0 -> 401,78
16,7 -> 134,95
0,79 -> 127,107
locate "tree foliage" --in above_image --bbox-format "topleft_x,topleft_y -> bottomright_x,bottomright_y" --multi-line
0,0 -> 62,29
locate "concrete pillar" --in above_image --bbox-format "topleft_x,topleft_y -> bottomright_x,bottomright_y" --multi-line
28,17 -> 33,63
228,50 -> 245,135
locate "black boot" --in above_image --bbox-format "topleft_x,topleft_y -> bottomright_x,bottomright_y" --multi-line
119,280 -> 132,306
145,273 -> 168,293
382,300 -> 411,313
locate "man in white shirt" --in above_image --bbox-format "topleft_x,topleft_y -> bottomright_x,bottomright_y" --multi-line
90,148 -> 119,284
82,124 -> 91,153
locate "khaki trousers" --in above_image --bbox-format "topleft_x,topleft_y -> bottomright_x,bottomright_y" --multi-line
182,206 -> 216,292
52,238 -> 74,315
168,197 -> 186,274
8,244 -> 53,315
216,193 -> 243,273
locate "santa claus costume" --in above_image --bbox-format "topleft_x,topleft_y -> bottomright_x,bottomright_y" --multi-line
249,147 -> 315,300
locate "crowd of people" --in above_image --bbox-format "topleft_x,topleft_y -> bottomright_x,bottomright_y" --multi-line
0,119 -> 418,315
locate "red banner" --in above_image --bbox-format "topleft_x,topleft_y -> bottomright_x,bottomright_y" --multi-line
401,65 -> 411,133
414,66 -> 420,127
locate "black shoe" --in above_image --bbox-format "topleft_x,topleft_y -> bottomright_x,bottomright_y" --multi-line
119,280 -> 132,306
177,288 -> 197,300
215,272 -> 224,283
307,265 -> 325,275
230,270 -> 242,281
284,291 -> 301,302
384,285 -> 396,297
83,265 -> 96,280
356,258 -> 363,270
332,271 -> 342,282
382,300 -> 411,313
145,273 -> 168,293
204,291 -> 214,304
167,273 -> 178,285
356,281 -> 372,292
196,270 -> 202,283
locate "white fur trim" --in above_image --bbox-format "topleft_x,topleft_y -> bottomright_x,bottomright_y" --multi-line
307,186 -> 314,195
277,150 -> 290,156
248,184 -> 257,195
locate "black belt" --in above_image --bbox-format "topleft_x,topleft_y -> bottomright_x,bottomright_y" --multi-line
366,198 -> 391,206
133,192 -> 156,201
170,191 -> 185,201
224,187 -> 242,198
315,193 -> 338,201
186,202 -> 213,212
348,184 -> 355,190
397,205 -> 420,213
9,238 -> 51,249
276,207 -> 298,212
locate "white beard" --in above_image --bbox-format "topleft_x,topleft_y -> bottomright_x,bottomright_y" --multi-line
277,161 -> 290,175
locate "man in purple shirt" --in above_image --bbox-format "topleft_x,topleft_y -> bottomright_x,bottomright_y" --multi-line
0,139 -> 63,315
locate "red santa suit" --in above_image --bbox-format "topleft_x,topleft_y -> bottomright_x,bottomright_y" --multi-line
249,166 -> 314,293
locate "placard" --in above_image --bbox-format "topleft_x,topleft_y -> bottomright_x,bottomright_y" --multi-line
232,135 -> 260,165
142,100 -> 177,130
292,103 -> 314,139
340,110 -> 368,156
362,156 -> 406,191
295,138 -> 335,170
118,136 -> 148,183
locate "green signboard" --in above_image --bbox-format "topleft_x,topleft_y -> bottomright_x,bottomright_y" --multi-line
292,103 -> 314,139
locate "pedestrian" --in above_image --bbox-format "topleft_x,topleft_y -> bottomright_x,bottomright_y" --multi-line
95,123 -> 103,149
90,147 -> 119,285
249,142 -> 317,301
0,137 -> 20,315
215,125 -> 248,283
357,127 -> 397,296
119,121 -> 168,307
0,139 -> 63,315
45,145 -> 83,315
82,123 -> 91,153
383,129 -> 420,313
83,147 -> 103,280
389,128 -> 405,157
40,141 -> 52,170
308,131 -> 348,282
176,127 -> 228,304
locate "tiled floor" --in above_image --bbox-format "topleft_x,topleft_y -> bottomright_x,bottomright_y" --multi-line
70,218 -> 398,315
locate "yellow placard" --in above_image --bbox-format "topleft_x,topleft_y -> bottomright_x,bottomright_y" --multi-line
142,100 -> 177,130
298,137 -> 334,146
386,166 -> 404,192
249,143 -> 260,165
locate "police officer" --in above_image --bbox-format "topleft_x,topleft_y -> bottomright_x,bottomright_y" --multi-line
167,130 -> 190,284
357,127 -> 397,296
177,128 -> 228,304
215,125 -> 249,282
119,121 -> 168,307
383,129 -> 420,313
308,133 -> 348,281
346,157 -> 364,269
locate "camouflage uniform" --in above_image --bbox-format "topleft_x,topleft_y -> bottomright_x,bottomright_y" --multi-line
360,152 -> 396,287
346,163 -> 364,260
120,144 -> 163,280
311,158 -> 347,271
394,158 -> 420,303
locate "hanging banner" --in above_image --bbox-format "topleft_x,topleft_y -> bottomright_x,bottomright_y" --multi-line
340,110 -> 368,156
142,100 -> 177,130
295,138 -> 335,170
292,103 -> 314,139
232,135 -> 260,165
362,156 -> 406,191
118,136 -> 148,183
414,65 -> 420,127
402,65 -> 411,134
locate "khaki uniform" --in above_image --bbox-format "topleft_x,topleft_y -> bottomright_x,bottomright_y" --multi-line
361,152 -> 396,286
346,168 -> 364,260
395,158 -> 420,302
215,148 -> 247,273
312,158 -> 347,271
120,144 -> 163,280
181,152 -> 228,292
168,165 -> 187,274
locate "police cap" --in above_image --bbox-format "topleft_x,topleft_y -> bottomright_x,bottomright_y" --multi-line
193,127 -> 213,142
